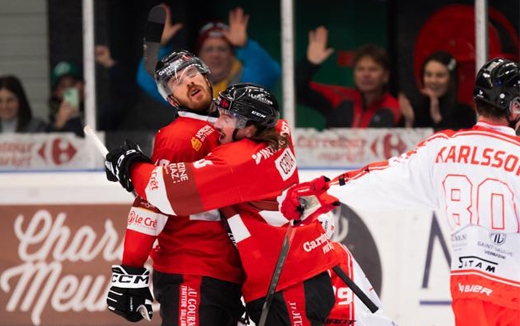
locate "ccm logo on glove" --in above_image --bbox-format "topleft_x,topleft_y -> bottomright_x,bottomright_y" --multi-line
112,273 -> 150,288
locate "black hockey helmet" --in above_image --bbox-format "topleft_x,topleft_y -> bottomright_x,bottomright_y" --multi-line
474,58 -> 520,114
155,50 -> 210,101
213,83 -> 280,129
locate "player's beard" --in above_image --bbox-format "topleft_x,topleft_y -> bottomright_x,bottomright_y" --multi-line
177,84 -> 211,111
188,91 -> 211,111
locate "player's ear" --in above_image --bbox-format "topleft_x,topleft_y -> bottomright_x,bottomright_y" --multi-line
243,125 -> 257,138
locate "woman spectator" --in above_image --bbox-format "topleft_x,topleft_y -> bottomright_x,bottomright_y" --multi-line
400,51 -> 477,130
46,61 -> 85,137
0,75 -> 46,133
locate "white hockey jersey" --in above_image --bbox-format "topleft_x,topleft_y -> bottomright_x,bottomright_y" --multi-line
328,121 -> 520,309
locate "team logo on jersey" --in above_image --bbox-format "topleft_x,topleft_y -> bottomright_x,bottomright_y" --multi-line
274,148 -> 297,181
489,232 -> 506,245
191,137 -> 202,151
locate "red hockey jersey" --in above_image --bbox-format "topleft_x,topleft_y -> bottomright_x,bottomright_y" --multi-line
131,120 -> 340,302
327,242 -> 394,326
122,111 -> 243,284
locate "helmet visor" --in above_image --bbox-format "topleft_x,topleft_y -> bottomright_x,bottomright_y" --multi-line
166,65 -> 203,91
212,97 -> 248,129
156,55 -> 209,84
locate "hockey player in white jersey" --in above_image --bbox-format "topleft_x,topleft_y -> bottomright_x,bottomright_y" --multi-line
281,57 -> 520,326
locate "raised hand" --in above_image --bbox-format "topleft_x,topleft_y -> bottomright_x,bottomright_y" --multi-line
160,3 -> 183,45
95,45 -> 116,68
54,101 -> 80,129
420,88 -> 442,123
222,7 -> 249,47
398,92 -> 415,128
307,26 -> 334,65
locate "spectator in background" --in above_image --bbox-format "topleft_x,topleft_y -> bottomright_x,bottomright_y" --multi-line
95,45 -> 138,131
137,5 -> 281,103
399,51 -> 476,130
282,57 -> 520,326
296,26 -> 400,128
0,75 -> 46,133
46,61 -> 85,136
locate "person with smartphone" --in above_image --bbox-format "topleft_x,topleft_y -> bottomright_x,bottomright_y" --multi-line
46,61 -> 85,136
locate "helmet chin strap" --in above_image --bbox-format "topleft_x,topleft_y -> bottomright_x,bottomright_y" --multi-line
232,128 -> 240,142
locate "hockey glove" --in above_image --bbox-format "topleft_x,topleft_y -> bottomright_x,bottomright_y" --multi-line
105,140 -> 152,192
107,265 -> 154,322
281,176 -> 340,223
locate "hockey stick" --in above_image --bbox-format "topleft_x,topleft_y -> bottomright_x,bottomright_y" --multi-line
332,265 -> 379,313
257,220 -> 297,326
84,125 -> 139,198
85,126 -> 149,321
143,5 -> 166,76
84,125 -> 108,156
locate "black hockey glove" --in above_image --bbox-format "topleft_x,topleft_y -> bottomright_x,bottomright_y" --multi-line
107,265 -> 154,322
105,140 -> 152,192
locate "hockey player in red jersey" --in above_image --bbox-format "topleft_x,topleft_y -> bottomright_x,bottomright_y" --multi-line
282,58 -> 520,326
316,214 -> 395,326
105,83 -> 341,325
105,50 -> 244,326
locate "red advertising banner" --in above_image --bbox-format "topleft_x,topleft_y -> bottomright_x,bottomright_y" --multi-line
0,204 -> 160,326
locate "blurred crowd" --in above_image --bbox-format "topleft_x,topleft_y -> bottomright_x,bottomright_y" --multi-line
0,4 -> 482,137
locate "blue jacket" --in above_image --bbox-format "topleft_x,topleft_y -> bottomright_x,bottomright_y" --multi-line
136,40 -> 281,104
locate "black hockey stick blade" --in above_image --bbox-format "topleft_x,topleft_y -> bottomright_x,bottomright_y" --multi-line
332,265 -> 379,313
258,222 -> 297,326
143,5 -> 166,76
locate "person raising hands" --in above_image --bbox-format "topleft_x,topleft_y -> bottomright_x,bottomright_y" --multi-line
136,6 -> 281,102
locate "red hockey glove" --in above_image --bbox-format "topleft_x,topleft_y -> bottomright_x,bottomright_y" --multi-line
281,176 -> 340,224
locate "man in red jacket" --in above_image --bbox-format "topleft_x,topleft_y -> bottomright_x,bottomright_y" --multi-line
296,26 -> 400,128
105,50 -> 244,326
105,83 -> 340,325
282,58 -> 520,326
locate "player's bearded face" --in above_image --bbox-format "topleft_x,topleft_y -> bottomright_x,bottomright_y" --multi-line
169,67 -> 212,111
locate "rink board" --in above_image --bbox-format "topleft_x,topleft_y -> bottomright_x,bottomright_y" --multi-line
0,171 -> 454,326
